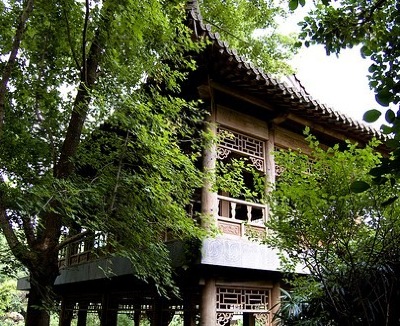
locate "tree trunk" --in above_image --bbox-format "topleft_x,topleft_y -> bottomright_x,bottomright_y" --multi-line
25,259 -> 59,326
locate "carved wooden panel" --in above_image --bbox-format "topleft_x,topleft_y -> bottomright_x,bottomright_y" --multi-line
218,220 -> 241,236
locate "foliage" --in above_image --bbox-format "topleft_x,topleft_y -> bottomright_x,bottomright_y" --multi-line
215,157 -> 265,202
0,234 -> 25,281
298,0 -> 399,107
0,279 -> 26,323
267,131 -> 400,325
294,0 -> 400,180
0,0 -> 296,324
200,0 -> 297,74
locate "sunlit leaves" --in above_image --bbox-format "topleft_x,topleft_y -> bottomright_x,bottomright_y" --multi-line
267,134 -> 400,324
200,0 -> 297,74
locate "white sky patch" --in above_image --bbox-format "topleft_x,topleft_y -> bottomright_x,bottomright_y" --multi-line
276,6 -> 387,128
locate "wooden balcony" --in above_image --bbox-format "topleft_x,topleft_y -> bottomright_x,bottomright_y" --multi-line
58,232 -> 108,268
217,195 -> 267,237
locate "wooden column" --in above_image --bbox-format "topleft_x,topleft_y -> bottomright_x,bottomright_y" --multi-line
59,299 -> 73,326
201,102 -> 218,230
266,124 -> 276,185
183,291 -> 196,326
271,282 -> 281,325
77,302 -> 88,326
133,308 -> 141,326
100,293 -> 118,326
200,278 -> 216,325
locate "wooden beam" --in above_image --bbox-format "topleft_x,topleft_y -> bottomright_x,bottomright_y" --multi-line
209,80 -> 274,112
286,113 -> 361,143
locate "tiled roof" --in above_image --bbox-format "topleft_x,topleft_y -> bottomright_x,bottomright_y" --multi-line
187,9 -> 382,142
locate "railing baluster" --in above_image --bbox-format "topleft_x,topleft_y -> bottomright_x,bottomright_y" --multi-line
231,202 -> 236,219
247,205 -> 252,223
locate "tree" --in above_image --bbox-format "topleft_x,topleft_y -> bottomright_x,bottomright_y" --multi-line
293,0 -> 400,178
0,1 -> 295,325
200,0 -> 298,73
267,131 -> 400,325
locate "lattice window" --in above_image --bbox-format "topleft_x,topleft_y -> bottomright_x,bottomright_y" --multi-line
218,128 -> 265,172
216,287 -> 270,312
117,304 -> 153,313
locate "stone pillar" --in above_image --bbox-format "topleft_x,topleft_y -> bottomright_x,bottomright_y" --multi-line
200,278 -> 216,325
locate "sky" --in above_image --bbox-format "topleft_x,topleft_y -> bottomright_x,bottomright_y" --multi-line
280,7 -> 384,129
291,45 -> 377,123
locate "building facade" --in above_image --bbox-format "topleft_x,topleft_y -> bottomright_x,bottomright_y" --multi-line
17,7 -> 380,326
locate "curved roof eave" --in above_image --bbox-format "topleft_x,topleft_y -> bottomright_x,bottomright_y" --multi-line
187,9 -> 382,142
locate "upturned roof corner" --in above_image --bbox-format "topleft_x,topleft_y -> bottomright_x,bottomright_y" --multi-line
184,3 -> 382,143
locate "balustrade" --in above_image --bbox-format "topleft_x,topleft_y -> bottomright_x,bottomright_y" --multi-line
217,195 -> 267,237
58,232 -> 108,268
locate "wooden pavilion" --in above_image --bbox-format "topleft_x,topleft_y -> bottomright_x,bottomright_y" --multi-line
18,3 -> 380,326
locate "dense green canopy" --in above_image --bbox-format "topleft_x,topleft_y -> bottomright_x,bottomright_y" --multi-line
0,1 -> 296,324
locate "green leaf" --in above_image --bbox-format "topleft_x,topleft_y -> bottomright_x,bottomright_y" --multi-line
369,166 -> 385,177
360,45 -> 372,58
363,109 -> 381,123
385,109 -> 395,123
289,0 -> 299,11
368,64 -> 377,73
375,90 -> 393,107
350,181 -> 370,193
385,139 -> 399,149
381,196 -> 398,207
380,124 -> 392,134
299,0 -> 306,6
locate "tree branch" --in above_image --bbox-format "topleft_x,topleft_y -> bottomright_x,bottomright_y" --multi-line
55,4 -> 111,179
21,215 -> 36,247
108,131 -> 130,213
0,0 -> 35,136
82,0 -> 90,83
62,5 -> 80,70
0,180 -> 31,265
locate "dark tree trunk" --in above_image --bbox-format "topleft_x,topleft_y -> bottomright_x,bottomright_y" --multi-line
25,253 -> 59,326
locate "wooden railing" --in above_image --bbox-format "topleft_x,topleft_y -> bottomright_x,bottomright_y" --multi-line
58,232 -> 108,268
217,195 -> 267,237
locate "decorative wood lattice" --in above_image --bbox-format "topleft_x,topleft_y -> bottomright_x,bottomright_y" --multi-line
218,128 -> 265,171
216,287 -> 270,312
